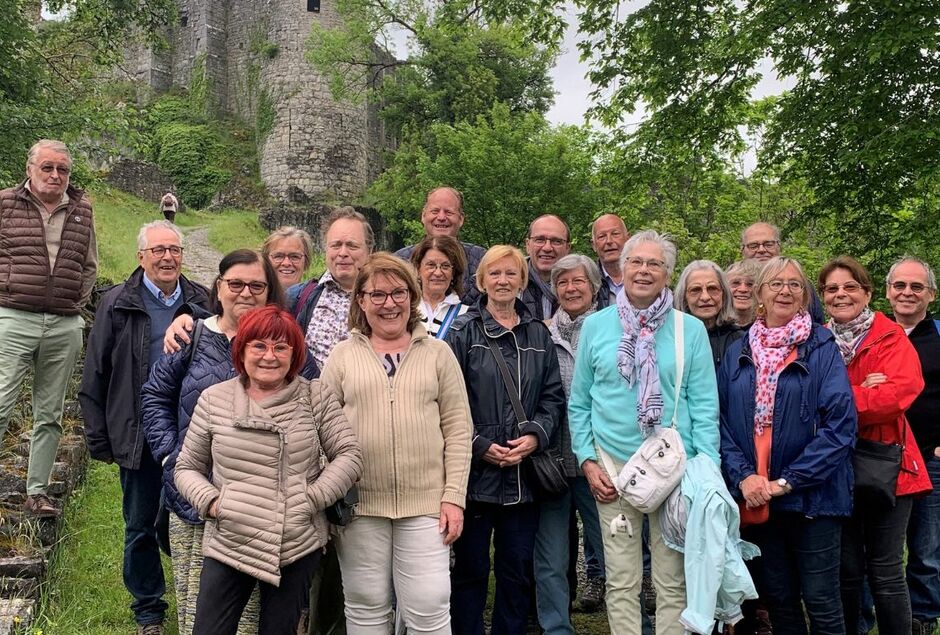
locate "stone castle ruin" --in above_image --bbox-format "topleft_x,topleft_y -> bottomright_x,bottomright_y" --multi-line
124,0 -> 394,204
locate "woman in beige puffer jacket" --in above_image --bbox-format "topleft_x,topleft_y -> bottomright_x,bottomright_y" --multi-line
175,305 -> 363,635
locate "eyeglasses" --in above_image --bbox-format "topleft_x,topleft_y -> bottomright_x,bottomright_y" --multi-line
424,207 -> 460,218
528,236 -> 568,248
890,281 -> 929,294
822,281 -> 864,295
743,240 -> 779,251
141,245 -> 183,258
556,276 -> 590,289
37,163 -> 71,175
687,284 -> 722,297
764,280 -> 805,293
246,340 -> 293,357
270,252 -> 305,264
624,257 -> 666,273
220,278 -> 268,295
362,288 -> 409,305
594,230 -> 625,242
421,261 -> 453,273
327,240 -> 364,252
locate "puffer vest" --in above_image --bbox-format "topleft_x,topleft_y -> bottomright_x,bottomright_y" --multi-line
0,183 -> 94,315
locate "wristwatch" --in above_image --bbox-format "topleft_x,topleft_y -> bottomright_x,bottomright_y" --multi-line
777,478 -> 792,493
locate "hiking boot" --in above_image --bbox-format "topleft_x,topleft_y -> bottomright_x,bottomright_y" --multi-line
573,576 -> 606,613
23,494 -> 58,518
755,606 -> 772,635
913,618 -> 938,635
137,622 -> 165,635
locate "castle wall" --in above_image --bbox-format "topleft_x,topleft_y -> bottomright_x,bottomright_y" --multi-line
130,0 -> 393,205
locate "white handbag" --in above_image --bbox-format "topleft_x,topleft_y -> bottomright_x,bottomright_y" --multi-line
599,309 -> 687,514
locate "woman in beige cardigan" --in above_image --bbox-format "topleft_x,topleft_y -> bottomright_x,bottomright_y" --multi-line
175,305 -> 362,635
321,252 -> 473,634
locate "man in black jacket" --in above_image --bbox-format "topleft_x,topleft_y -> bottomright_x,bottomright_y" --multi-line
79,220 -> 209,635
887,256 -> 940,635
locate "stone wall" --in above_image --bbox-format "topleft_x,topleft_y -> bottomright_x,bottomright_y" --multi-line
125,0 -> 394,206
104,158 -> 177,204
259,202 -> 401,253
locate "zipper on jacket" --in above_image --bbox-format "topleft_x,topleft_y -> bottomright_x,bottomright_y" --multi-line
485,324 -> 525,506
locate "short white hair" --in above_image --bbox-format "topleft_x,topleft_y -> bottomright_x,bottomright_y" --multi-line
137,220 -> 183,250
619,230 -> 677,276
886,256 -> 937,291
551,254 -> 602,295
27,139 -> 72,168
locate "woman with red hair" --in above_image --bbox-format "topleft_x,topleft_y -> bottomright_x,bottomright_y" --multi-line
176,305 -> 363,635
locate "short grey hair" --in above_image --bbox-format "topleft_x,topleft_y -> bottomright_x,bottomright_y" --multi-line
674,260 -> 736,326
725,258 -> 763,282
551,254 -> 602,295
619,230 -> 677,276
137,220 -> 183,250
27,139 -> 72,168
740,222 -> 781,247
886,256 -> 937,291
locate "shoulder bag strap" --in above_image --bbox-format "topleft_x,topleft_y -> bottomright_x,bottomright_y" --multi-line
671,309 -> 684,429
187,319 -> 205,368
435,304 -> 461,340
484,336 -> 528,426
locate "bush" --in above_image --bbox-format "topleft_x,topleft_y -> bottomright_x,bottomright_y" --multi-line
154,122 -> 232,208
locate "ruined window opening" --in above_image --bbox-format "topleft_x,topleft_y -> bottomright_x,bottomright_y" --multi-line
307,0 -> 320,12
180,9 -> 189,26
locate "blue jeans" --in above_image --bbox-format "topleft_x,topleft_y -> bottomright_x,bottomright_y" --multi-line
452,501 -> 539,635
753,513 -> 845,635
570,476 -> 606,578
119,445 -> 168,626
535,492 -> 575,635
908,453 -> 940,623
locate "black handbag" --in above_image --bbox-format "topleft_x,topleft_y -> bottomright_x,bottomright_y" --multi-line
853,437 -> 902,508
484,337 -> 568,501
325,485 -> 359,526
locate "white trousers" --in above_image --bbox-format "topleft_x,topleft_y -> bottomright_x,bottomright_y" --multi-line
336,515 -> 451,634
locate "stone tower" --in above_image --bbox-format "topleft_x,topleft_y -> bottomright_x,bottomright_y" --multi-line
127,0 -> 392,203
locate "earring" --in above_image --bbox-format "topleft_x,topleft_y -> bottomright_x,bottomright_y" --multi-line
756,302 -> 766,317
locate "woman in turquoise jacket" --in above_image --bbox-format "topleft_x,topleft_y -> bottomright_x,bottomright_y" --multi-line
568,230 -> 720,635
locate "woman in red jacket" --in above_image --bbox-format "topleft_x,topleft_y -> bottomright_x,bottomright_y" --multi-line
820,256 -> 931,635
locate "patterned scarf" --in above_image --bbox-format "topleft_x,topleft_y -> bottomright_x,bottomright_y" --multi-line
749,311 -> 812,436
828,306 -> 875,364
553,303 -> 596,349
616,287 -> 674,437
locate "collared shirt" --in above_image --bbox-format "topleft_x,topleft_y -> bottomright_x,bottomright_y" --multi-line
419,293 -> 468,338
304,270 -> 352,368
141,274 -> 182,307
602,266 -> 623,304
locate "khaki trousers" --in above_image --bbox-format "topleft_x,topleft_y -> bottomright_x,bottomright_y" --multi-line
0,307 -> 83,494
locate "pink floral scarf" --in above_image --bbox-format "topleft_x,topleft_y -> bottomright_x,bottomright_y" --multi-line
748,311 -> 812,436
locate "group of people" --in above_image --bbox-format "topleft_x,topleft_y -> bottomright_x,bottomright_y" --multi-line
2,139 -> 939,635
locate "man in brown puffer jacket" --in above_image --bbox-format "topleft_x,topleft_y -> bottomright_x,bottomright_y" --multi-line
0,139 -> 97,517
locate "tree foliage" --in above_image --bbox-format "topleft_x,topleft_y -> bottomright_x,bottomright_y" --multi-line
575,0 -> 940,264
305,0 -> 560,138
0,0 -> 176,187
367,103 -> 605,249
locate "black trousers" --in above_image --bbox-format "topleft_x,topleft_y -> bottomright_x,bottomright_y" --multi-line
193,550 -> 322,635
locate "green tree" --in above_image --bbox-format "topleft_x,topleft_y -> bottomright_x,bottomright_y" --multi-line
368,103 -> 606,249
0,0 -> 175,186
305,0 -> 561,138
574,0 -> 940,260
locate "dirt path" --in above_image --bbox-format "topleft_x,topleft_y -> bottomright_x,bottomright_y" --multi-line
182,226 -> 222,287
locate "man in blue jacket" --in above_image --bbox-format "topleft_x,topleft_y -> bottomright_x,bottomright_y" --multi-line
79,220 -> 209,635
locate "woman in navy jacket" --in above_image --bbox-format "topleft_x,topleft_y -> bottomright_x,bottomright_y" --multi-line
719,257 -> 857,635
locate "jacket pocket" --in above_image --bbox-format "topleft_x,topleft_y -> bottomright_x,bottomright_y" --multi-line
213,484 -> 228,524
